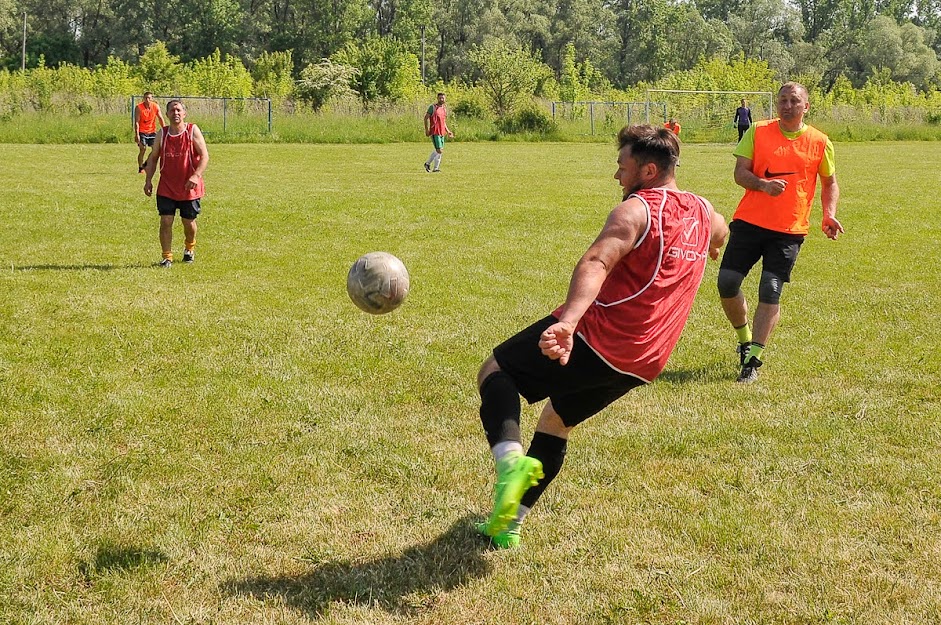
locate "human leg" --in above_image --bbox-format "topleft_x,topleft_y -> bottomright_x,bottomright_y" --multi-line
159,215 -> 174,264
138,144 -> 148,170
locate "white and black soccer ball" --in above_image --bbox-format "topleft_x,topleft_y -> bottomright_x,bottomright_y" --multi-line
346,252 -> 410,314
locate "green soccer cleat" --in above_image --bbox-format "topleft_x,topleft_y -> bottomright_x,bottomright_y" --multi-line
475,521 -> 522,549
481,456 -> 543,537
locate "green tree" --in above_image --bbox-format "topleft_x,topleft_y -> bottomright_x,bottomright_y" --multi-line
332,35 -> 421,104
295,58 -> 359,109
469,38 -> 551,117
134,41 -> 181,94
252,50 -> 295,101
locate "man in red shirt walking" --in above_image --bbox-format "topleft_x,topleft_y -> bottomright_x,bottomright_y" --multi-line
475,124 -> 728,549
423,92 -> 454,173
143,99 -> 209,268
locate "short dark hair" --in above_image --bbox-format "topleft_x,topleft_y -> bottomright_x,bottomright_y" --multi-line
143,91 -> 154,98
437,92 -> 445,97
616,124 -> 679,174
165,98 -> 186,112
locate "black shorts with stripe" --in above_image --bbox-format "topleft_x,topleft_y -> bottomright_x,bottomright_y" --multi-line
493,315 -> 646,428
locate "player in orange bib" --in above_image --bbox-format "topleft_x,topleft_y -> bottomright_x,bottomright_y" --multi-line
717,82 -> 843,383
474,125 -> 728,549
134,92 -> 166,174
143,99 -> 209,268
664,118 -> 681,135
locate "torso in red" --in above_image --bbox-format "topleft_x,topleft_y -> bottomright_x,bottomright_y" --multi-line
559,187 -> 712,382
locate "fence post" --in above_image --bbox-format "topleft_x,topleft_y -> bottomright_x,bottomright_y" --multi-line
589,102 -> 594,136
551,101 -> 555,120
268,99 -> 272,133
223,98 -> 227,133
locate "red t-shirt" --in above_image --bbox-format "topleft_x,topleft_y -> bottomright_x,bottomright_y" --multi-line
156,124 -> 204,201
556,187 -> 712,382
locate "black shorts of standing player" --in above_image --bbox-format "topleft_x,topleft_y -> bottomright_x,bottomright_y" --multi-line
156,195 -> 201,220
493,315 -> 646,428
138,132 -> 157,147
720,219 -> 805,282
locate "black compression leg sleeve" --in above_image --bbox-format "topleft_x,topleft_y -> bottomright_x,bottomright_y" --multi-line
758,271 -> 784,304
479,371 -> 522,447
520,432 -> 568,509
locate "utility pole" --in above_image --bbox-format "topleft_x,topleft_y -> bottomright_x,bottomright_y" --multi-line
21,13 -> 27,71
420,25 -> 425,84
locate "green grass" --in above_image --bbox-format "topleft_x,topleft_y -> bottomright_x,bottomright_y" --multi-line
0,141 -> 939,624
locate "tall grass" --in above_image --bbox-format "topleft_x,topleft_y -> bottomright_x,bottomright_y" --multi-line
0,142 -> 939,624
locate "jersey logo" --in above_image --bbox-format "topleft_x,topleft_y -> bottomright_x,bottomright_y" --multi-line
681,217 -> 700,247
763,167 -> 797,178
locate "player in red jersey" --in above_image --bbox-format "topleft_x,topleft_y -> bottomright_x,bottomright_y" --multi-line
423,92 -> 454,172
143,99 -> 209,267
475,124 -> 728,549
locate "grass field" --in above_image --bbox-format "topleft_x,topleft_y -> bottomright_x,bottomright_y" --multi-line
0,140 -> 939,624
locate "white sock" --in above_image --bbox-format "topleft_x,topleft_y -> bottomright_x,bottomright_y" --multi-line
491,440 -> 523,467
426,151 -> 437,166
433,153 -> 443,170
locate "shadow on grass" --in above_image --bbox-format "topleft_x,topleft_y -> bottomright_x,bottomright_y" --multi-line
13,263 -> 152,272
658,363 -> 728,384
78,542 -> 169,581
223,515 -> 492,618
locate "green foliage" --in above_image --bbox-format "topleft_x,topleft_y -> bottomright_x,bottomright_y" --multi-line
135,42 -> 180,94
251,51 -> 295,102
332,36 -> 421,105
470,39 -> 552,118
183,49 -> 253,98
497,103 -> 557,134
295,59 -> 359,110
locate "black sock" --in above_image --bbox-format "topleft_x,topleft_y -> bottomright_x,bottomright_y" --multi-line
479,371 -> 521,447
520,431 -> 568,509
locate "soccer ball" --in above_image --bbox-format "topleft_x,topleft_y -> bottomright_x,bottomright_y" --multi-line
346,252 -> 410,314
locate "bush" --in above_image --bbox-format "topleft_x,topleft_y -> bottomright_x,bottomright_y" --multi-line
453,97 -> 488,120
498,104 -> 556,134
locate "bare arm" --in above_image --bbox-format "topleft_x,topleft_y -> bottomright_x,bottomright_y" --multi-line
423,111 -> 431,136
734,155 -> 786,197
706,199 -> 729,260
132,108 -> 140,143
820,173 -> 842,239
538,199 -> 648,365
156,108 -> 166,128
186,125 -> 209,190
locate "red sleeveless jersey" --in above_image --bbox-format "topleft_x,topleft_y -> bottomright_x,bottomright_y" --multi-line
156,124 -> 204,201
557,188 -> 712,382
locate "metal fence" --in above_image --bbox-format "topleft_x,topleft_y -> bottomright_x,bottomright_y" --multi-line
130,95 -> 273,135
550,101 -> 668,135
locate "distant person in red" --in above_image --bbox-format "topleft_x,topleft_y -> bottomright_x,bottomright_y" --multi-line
143,99 -> 209,268
664,117 -> 681,136
134,92 -> 166,174
423,92 -> 454,172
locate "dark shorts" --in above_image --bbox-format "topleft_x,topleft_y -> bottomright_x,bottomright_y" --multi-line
720,219 -> 805,282
493,315 -> 647,428
139,132 -> 156,147
156,195 -> 201,220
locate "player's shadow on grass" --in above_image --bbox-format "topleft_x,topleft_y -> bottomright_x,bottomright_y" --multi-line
658,363 -> 726,384
14,263 -> 151,272
223,515 -> 492,619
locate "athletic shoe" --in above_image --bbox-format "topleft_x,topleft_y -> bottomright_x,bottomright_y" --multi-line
475,521 -> 521,549
424,162 -> 431,172
183,249 -> 195,263
159,258 -> 172,268
737,356 -> 763,383
432,169 -> 441,173
736,342 -> 751,367
481,456 -> 543,537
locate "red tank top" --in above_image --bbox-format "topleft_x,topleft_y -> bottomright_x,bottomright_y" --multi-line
556,188 -> 712,382
156,124 -> 204,201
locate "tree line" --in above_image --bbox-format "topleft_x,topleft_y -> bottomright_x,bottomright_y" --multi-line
3,0 -> 941,94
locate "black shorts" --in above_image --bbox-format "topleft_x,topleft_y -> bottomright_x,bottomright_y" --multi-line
720,219 -> 805,282
139,132 -> 156,147
156,195 -> 201,220
493,315 -> 647,428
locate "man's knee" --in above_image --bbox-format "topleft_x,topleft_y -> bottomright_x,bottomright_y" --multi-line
535,401 -> 573,439
477,355 -> 501,390
717,268 -> 745,299
758,271 -> 785,304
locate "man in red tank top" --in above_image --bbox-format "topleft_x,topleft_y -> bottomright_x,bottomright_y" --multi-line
143,99 -> 209,267
474,125 -> 729,549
